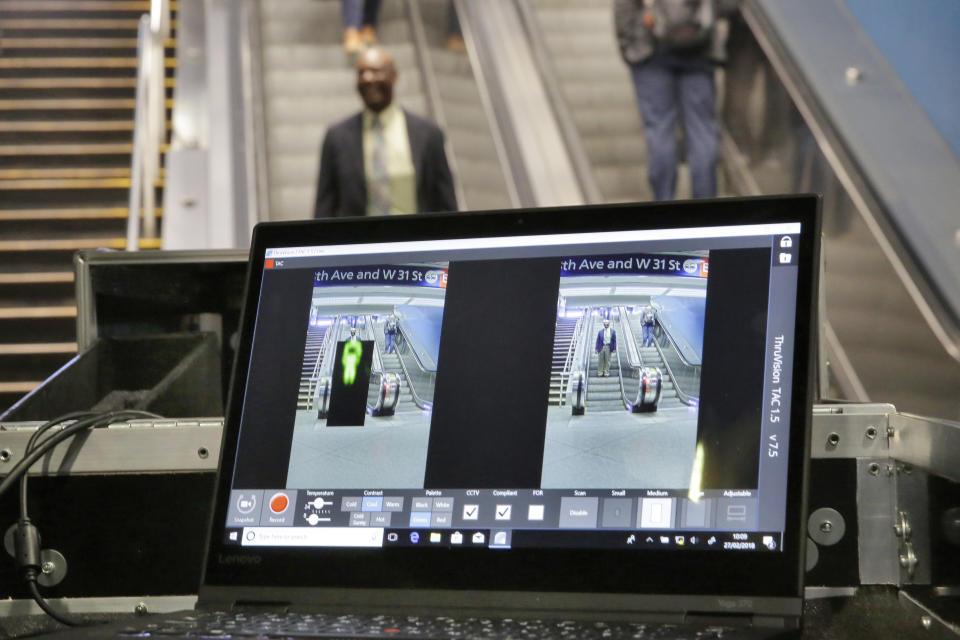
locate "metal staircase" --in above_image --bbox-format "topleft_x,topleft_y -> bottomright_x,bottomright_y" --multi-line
297,324 -> 328,411
0,0 -> 176,413
548,316 -> 578,406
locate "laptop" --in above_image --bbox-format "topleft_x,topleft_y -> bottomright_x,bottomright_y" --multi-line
51,196 -> 821,638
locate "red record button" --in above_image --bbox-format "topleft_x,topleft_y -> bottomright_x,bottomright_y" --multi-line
269,493 -> 289,514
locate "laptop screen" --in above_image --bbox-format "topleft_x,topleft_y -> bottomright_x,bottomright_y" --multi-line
206,198 -> 818,600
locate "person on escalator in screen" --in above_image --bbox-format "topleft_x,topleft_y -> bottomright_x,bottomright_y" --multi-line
383,314 -> 399,353
596,318 -> 617,377
641,305 -> 656,347
347,327 -> 360,341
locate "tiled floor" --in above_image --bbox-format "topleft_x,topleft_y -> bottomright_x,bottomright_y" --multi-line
286,403 -> 699,491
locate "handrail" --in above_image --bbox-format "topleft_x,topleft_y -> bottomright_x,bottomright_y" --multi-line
617,307 -> 644,369
557,315 -> 584,405
127,0 -> 170,251
394,323 -> 434,410
513,0 -> 602,204
404,0 -> 466,211
452,0 -> 522,208
241,0 -> 270,227
651,318 -> 699,406
654,314 -> 699,369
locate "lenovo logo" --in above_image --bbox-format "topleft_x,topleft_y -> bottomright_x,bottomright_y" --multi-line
217,554 -> 263,565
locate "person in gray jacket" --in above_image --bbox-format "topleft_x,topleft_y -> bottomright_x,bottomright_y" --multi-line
614,0 -> 730,201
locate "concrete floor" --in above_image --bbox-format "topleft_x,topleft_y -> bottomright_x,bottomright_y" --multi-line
540,405 -> 700,489
285,404 -> 699,490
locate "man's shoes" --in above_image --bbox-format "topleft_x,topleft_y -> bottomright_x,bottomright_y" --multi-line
446,34 -> 466,53
343,27 -> 362,53
360,25 -> 377,45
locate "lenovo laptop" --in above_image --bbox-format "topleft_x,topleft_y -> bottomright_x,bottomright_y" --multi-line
57,196 -> 820,639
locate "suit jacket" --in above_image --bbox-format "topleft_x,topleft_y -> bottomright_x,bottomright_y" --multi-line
313,109 -> 457,218
596,328 -> 617,352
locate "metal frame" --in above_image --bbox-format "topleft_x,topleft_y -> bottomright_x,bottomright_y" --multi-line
742,0 -> 960,363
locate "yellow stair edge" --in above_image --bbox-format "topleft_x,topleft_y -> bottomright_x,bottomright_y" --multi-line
0,1 -> 179,10
0,120 -> 135,133
0,342 -> 77,355
0,19 -> 178,30
0,208 -> 161,221
0,178 -> 166,189
0,77 -> 175,89
0,98 -> 173,110
0,238 -> 162,251
0,143 -> 133,155
0,306 -> 77,319
0,168 -> 141,179
0,58 -> 177,69
0,272 -> 73,284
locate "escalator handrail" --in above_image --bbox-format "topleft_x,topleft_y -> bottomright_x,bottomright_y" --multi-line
513,0 -> 602,204
403,0 -> 466,211
651,318 -> 699,406
654,314 -> 700,368
617,307 -> 645,370
394,324 -> 434,410
451,0 -> 522,208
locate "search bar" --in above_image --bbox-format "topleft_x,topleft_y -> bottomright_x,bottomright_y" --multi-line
241,527 -> 384,547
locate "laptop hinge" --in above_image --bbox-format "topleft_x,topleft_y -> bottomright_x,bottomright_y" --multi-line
684,613 -> 796,629
230,600 -> 292,613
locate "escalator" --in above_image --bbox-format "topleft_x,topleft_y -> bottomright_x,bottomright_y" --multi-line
522,0 -> 959,420
624,310 -> 697,409
254,0 -> 517,219
368,316 -> 419,413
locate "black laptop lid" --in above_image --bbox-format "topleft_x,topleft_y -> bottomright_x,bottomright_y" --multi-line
201,196 -> 819,613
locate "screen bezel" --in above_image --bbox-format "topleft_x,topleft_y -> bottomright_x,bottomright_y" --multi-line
201,196 -> 819,601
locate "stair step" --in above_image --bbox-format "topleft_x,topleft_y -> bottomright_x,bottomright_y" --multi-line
0,272 -> 73,284
0,37 -> 175,49
0,18 -> 178,30
0,0 -> 178,9
0,207 -> 158,220
0,77 -> 175,89
0,342 -> 77,355
0,97 -> 173,109
0,238 -> 161,251
0,142 -> 139,155
0,120 -> 142,132
0,57 -> 176,69
0,177 -> 163,189
0,306 -> 76,319
0,168 -> 137,179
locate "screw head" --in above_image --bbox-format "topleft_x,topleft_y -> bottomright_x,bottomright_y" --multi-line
41,561 -> 55,575
820,521 -> 833,533
135,602 -> 149,616
921,615 -> 932,630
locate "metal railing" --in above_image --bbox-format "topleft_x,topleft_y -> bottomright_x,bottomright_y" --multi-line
650,317 -> 701,406
555,315 -> 584,406
127,0 -> 171,251
394,324 -> 437,410
404,0 -> 466,211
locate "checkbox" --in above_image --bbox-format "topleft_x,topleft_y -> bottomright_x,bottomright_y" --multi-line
462,504 -> 479,520
495,505 -> 512,521
527,504 -> 544,521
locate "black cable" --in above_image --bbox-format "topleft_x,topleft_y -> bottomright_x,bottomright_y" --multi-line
4,409 -> 162,627
26,577 -> 81,627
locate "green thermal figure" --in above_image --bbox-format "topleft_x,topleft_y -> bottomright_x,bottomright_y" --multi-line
342,340 -> 363,385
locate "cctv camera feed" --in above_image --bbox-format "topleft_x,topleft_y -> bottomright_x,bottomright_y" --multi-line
231,224 -> 800,553
541,252 -> 707,490
285,263 -> 448,489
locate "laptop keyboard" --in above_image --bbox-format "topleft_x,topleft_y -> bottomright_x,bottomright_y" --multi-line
118,611 -> 734,640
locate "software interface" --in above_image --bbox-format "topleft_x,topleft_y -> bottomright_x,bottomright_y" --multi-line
227,223 -> 802,554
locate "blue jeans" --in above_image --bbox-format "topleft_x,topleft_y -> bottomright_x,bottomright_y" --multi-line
629,58 -> 718,200
384,332 -> 396,353
642,324 -> 654,347
341,0 -> 382,29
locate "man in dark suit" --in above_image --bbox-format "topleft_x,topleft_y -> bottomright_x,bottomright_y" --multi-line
314,47 -> 457,218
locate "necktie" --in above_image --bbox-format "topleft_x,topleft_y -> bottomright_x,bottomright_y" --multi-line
370,114 -> 391,215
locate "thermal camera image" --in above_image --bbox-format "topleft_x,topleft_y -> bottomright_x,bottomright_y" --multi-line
285,263 -> 448,489
540,252 -> 708,489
